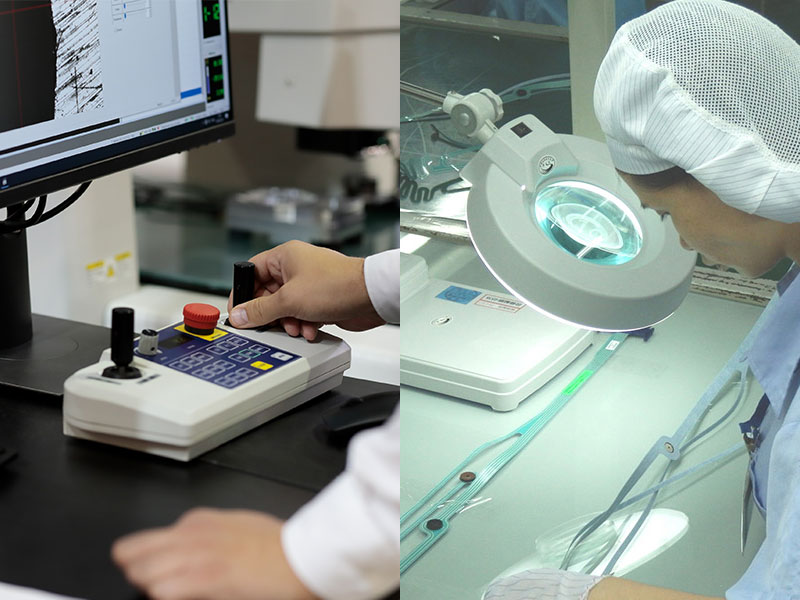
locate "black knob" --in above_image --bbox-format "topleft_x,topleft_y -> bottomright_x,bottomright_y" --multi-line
232,261 -> 256,307
103,307 -> 141,379
110,307 -> 134,367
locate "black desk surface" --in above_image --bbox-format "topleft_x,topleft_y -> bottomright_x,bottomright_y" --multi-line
0,377 -> 397,599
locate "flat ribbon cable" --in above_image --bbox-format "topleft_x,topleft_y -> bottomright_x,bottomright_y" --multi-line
400,333 -> 628,574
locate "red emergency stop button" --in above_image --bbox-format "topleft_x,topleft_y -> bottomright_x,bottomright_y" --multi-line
183,303 -> 220,335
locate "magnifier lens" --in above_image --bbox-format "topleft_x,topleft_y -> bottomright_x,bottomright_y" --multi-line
533,181 -> 643,265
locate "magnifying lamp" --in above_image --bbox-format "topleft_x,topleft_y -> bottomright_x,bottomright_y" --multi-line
445,90 -> 696,331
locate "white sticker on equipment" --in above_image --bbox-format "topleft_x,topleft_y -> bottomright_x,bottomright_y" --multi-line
475,294 -> 524,313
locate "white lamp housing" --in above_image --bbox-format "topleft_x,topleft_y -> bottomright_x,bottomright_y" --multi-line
462,114 -> 696,331
229,0 -> 399,129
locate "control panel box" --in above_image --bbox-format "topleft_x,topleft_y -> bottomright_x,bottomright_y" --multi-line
64,316 -> 350,460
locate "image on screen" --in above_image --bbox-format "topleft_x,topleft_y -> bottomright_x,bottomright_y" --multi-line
2,0 -> 104,132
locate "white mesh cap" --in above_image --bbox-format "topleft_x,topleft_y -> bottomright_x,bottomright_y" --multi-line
594,0 -> 800,223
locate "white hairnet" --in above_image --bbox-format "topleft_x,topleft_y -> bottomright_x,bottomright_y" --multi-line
594,0 -> 800,223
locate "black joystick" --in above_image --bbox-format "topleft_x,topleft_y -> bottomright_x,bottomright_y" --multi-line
232,261 -> 256,308
102,307 -> 142,379
226,261 -> 256,326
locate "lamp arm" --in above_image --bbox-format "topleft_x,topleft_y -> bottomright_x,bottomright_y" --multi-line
442,89 -> 504,144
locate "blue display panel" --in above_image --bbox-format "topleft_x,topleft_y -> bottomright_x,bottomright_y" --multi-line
135,326 -> 300,389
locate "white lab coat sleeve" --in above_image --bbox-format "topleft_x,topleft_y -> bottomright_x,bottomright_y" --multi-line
282,409 -> 400,600
364,250 -> 400,324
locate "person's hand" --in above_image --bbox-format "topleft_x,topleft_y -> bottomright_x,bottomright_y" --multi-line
227,240 -> 383,341
112,508 -> 317,600
484,569 -> 721,600
483,568 -> 603,600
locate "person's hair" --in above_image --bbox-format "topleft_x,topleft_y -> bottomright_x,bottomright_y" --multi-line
618,166 -> 695,191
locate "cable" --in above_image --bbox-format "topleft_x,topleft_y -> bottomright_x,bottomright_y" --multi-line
429,124 -> 474,150
1,197 -> 47,232
400,334 -> 629,574
7,198 -> 35,221
35,181 -> 91,225
0,181 -> 91,234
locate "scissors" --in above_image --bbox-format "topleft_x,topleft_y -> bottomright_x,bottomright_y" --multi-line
741,444 -> 755,554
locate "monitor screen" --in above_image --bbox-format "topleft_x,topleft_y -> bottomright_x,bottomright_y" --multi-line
0,0 -> 234,208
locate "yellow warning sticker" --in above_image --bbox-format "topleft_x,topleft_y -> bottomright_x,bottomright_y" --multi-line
174,324 -> 228,341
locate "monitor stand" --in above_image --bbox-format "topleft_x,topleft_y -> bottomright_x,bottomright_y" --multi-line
0,229 -> 110,397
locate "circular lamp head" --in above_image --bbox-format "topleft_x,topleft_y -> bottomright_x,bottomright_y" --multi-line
464,117 -> 696,331
534,180 -> 643,266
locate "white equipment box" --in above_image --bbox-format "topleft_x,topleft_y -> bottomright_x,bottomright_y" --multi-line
64,313 -> 350,460
401,253 -> 595,411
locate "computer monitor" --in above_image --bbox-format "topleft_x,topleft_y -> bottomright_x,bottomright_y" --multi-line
0,0 -> 235,394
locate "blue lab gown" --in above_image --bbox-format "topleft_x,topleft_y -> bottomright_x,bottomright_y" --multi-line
727,264 -> 800,599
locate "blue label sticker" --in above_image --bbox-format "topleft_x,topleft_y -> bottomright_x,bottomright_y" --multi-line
436,285 -> 481,304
